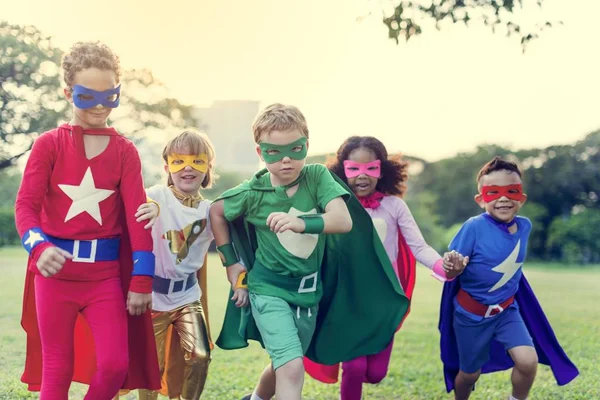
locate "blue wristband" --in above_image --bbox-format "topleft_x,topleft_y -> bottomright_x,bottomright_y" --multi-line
132,251 -> 155,276
21,227 -> 49,254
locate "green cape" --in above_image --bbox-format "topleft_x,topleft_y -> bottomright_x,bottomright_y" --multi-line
214,168 -> 409,364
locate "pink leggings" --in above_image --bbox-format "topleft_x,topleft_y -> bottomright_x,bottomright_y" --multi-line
340,339 -> 394,400
35,275 -> 129,400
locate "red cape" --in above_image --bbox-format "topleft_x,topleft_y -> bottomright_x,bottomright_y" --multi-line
20,211 -> 161,391
303,231 -> 417,383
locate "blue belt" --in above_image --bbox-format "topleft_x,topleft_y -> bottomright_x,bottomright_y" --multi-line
48,236 -> 120,263
153,273 -> 198,295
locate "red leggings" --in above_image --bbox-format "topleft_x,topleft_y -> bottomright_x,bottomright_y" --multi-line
35,275 -> 129,400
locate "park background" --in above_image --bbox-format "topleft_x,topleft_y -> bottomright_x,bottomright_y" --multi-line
1,1 -> 599,398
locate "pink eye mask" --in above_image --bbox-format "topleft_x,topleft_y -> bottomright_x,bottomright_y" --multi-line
343,160 -> 381,178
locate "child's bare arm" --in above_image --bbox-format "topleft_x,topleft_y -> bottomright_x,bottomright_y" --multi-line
210,200 -> 248,307
321,197 -> 352,233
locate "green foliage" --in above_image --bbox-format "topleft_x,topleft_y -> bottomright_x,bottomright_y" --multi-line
411,144 -> 512,227
404,191 -> 448,253
0,208 -> 18,246
0,21 -> 68,169
410,132 -> 600,262
0,169 -> 20,208
0,21 -> 198,171
547,208 -> 600,264
381,0 -> 558,50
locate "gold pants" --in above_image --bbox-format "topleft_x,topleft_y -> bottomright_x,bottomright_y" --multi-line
139,300 -> 211,400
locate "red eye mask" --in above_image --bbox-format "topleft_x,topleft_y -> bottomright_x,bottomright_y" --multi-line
480,184 -> 525,202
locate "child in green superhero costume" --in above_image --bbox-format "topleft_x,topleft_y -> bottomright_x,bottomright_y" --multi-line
209,104 -> 409,400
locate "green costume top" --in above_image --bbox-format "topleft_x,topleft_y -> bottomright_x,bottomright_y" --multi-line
215,164 -> 410,365
223,164 -> 347,307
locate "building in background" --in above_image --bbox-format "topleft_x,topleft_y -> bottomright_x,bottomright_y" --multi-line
193,100 -> 260,173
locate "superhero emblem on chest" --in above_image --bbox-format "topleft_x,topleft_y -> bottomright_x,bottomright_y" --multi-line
163,219 -> 207,264
276,207 -> 318,259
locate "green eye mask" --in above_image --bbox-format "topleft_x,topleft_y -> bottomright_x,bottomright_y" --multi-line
259,137 -> 308,164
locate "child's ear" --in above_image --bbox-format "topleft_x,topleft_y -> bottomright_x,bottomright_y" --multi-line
520,193 -> 528,206
64,88 -> 73,103
255,145 -> 264,161
474,193 -> 486,209
305,139 -> 309,151
163,164 -> 169,174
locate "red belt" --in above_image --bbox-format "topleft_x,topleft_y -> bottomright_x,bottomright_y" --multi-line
456,289 -> 514,318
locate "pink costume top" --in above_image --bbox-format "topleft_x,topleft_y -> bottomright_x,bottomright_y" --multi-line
360,193 -> 446,280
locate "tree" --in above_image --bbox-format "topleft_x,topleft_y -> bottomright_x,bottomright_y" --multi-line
379,0 -> 557,50
0,21 -> 67,169
0,21 -> 197,171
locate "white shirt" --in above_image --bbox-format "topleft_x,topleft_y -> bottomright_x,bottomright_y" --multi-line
146,185 -> 214,311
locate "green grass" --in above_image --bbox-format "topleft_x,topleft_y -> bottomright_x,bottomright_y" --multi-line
1,247 -> 599,399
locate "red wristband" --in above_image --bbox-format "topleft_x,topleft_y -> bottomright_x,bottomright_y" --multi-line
129,275 -> 153,293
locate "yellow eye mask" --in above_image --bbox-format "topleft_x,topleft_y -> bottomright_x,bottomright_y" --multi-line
167,153 -> 209,173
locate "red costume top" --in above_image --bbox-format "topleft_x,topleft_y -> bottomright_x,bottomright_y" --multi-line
15,124 -> 160,391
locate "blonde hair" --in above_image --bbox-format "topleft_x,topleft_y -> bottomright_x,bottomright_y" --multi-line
62,41 -> 121,87
162,130 -> 217,188
252,103 -> 309,143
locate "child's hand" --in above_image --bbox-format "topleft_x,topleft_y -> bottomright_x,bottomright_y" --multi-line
135,202 -> 159,230
36,246 -> 73,277
231,288 -> 249,307
266,212 -> 305,233
127,291 -> 152,315
443,251 -> 469,279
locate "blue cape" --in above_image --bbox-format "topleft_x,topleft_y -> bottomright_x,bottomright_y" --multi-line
438,275 -> 579,392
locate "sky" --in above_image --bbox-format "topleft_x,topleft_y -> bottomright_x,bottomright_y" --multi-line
2,0 -> 599,161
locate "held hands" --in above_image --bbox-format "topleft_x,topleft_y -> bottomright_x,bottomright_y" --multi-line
266,212 -> 305,233
36,247 -> 73,277
135,202 -> 159,229
442,250 -> 469,279
127,291 -> 152,315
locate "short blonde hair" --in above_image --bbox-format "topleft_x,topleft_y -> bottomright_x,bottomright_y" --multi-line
162,130 -> 217,188
252,103 -> 309,143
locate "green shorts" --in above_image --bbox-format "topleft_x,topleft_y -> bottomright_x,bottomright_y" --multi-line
249,292 -> 318,370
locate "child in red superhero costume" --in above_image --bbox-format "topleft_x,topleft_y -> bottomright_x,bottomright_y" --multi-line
15,41 -> 160,400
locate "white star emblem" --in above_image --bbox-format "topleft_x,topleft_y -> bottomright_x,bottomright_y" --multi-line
58,167 -> 115,225
24,230 -> 44,248
489,240 -> 523,292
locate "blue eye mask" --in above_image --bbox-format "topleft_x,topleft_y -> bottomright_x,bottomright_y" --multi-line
72,85 -> 121,109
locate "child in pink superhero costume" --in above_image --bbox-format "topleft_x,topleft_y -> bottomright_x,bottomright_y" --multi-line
15,41 -> 160,399
304,135 -> 468,400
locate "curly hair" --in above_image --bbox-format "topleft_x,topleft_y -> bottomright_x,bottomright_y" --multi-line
326,136 -> 409,197
62,41 -> 121,87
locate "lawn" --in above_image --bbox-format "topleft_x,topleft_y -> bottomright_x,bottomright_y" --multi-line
1,247 -> 598,399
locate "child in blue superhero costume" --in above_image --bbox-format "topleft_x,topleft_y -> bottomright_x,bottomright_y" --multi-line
439,156 -> 578,400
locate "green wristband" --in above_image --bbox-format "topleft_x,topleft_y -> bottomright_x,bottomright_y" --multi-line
216,243 -> 240,267
299,214 -> 324,234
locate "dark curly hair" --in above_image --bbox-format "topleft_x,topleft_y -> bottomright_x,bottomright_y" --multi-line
62,41 -> 121,87
326,136 -> 409,197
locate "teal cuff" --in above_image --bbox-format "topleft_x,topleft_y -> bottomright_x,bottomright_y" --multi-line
298,214 -> 324,234
217,243 -> 240,267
